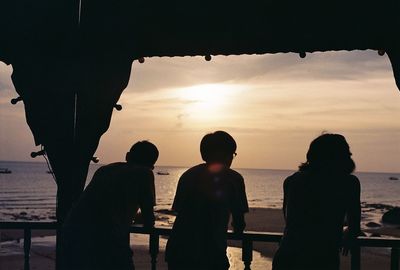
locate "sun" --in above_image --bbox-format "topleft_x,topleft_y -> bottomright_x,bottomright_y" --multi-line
178,84 -> 241,120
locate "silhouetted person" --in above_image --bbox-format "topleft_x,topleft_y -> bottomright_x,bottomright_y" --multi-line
272,134 -> 361,270
165,131 -> 249,270
61,141 -> 159,270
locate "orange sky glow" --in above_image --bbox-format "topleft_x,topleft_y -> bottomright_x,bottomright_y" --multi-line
0,51 -> 399,172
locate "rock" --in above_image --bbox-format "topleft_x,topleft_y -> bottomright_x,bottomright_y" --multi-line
365,203 -> 393,210
155,209 -> 176,215
20,211 -> 27,216
366,222 -> 381,228
359,231 -> 367,237
382,207 -> 400,224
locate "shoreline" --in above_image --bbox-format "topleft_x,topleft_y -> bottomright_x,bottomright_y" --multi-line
2,206 -> 400,240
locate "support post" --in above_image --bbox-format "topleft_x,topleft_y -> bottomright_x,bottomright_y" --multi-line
24,228 -> 31,270
242,237 -> 253,270
391,248 -> 399,270
351,246 -> 361,270
149,231 -> 159,270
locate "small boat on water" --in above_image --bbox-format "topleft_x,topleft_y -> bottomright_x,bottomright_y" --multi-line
157,171 -> 169,175
0,168 -> 12,174
389,176 -> 399,180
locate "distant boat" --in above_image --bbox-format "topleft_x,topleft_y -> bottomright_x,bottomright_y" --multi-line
389,176 -> 399,180
157,171 -> 169,175
0,168 -> 12,174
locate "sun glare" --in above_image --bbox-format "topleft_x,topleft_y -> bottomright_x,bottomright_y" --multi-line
178,84 -> 241,120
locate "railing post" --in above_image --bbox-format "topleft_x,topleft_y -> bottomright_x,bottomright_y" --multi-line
391,248 -> 399,270
149,231 -> 159,270
242,237 -> 253,270
24,228 -> 31,270
350,246 -> 361,270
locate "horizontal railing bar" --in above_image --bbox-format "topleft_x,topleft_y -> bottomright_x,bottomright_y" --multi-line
130,226 -> 283,241
1,222 -> 400,248
357,237 -> 400,248
0,221 -> 58,230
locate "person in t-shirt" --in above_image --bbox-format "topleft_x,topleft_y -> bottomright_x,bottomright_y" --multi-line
272,134 -> 361,270
61,141 -> 159,270
165,131 -> 249,270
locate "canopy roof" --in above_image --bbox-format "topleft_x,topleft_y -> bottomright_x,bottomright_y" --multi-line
2,0 -> 399,86
1,1 -> 399,56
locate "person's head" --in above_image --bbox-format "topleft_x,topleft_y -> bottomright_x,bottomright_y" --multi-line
299,133 -> 355,174
126,141 -> 159,169
200,131 -> 237,167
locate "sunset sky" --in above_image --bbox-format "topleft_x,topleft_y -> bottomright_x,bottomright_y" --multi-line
1,50 -> 399,172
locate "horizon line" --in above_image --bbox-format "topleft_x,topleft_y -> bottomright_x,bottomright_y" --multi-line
1,159 -> 399,175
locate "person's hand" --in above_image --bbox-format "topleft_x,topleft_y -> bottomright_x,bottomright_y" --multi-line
341,227 -> 359,256
341,245 -> 350,256
133,211 -> 144,224
233,229 -> 244,234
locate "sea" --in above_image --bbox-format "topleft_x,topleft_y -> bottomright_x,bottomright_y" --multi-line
1,160 -> 400,226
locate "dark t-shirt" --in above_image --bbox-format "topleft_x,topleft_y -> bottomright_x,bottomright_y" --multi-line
281,171 -> 360,249
62,162 -> 155,270
165,163 -> 249,268
273,171 -> 361,270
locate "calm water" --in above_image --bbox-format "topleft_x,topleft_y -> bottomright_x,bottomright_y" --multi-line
1,161 -> 400,221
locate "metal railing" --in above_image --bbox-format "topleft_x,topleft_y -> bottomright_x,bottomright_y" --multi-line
1,222 -> 399,270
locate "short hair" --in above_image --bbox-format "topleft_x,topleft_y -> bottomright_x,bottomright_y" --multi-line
299,133 -> 355,174
126,141 -> 159,167
200,131 -> 237,163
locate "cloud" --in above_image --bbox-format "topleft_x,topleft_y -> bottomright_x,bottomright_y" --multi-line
125,50 -> 394,94
176,113 -> 189,128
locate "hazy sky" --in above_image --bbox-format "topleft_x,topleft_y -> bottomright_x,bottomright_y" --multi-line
1,50 -> 399,172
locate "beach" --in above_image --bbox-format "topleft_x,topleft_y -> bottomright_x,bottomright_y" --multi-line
1,207 -> 399,270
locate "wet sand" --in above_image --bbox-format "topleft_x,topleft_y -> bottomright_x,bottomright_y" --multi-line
1,207 -> 399,270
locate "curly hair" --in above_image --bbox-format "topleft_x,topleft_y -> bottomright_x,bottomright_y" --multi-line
299,133 -> 355,175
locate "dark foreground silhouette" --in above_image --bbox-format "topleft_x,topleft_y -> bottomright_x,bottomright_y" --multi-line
272,133 -> 361,270
165,131 -> 249,270
61,141 -> 159,270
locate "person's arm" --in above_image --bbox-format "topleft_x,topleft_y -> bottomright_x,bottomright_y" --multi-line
231,212 -> 246,233
342,175 -> 361,256
171,173 -> 188,213
348,176 -> 361,236
231,175 -> 249,234
139,170 -> 156,228
282,177 -> 290,222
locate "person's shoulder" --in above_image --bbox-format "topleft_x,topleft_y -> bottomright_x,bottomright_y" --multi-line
126,165 -> 153,177
100,162 -> 136,176
346,174 -> 361,188
104,163 -> 154,179
347,174 -> 359,181
99,162 -> 125,172
181,164 -> 206,177
226,168 -> 244,181
92,163 -> 120,177
284,171 -> 303,184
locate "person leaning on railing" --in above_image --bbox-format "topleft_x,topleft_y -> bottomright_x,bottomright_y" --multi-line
60,141 -> 159,270
272,133 -> 361,270
165,131 -> 249,270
